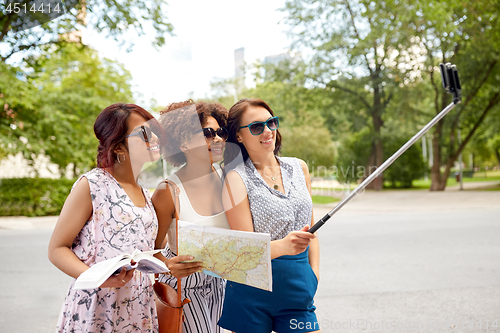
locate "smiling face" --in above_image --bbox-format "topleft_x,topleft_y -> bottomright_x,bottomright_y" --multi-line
182,115 -> 226,164
124,112 -> 161,164
236,106 -> 276,157
204,116 -> 226,163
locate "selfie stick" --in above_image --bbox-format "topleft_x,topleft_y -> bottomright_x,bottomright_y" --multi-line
308,63 -> 462,234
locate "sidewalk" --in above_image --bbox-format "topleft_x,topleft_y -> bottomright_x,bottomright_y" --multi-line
445,179 -> 500,191
1,185 -> 498,231
313,189 -> 500,215
0,216 -> 59,230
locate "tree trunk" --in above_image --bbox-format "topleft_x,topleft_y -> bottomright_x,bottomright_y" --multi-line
495,149 -> 500,168
365,83 -> 384,191
430,90 -> 449,191
430,125 -> 446,191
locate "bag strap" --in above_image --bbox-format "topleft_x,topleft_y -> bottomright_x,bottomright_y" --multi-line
163,179 -> 182,307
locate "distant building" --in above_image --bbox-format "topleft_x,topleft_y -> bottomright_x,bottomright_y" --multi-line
234,47 -> 245,80
262,51 -> 302,81
263,52 -> 293,66
234,47 -> 245,99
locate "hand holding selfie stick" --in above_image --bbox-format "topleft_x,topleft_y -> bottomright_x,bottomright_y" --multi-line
309,63 -> 462,234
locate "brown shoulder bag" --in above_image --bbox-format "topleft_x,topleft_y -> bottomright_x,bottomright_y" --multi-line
153,180 -> 191,333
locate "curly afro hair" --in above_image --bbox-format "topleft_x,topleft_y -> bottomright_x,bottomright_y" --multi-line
159,99 -> 228,166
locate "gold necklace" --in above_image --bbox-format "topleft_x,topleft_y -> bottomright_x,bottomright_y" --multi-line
261,166 -> 280,190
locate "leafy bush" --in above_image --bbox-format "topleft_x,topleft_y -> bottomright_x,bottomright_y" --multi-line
335,128 -> 372,183
0,178 -> 75,216
383,136 -> 428,188
335,129 -> 427,187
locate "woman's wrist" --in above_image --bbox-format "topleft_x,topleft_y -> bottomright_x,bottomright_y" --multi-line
271,239 -> 284,259
162,258 -> 173,276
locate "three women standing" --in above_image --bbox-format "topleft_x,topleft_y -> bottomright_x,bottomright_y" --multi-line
49,98 -> 320,333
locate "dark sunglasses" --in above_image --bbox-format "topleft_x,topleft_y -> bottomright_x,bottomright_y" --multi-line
195,127 -> 228,141
125,126 -> 158,143
239,116 -> 279,135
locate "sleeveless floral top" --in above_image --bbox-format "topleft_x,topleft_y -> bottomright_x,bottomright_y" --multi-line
56,168 -> 159,333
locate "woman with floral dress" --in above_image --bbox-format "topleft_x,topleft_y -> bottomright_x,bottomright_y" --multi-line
48,103 -> 165,332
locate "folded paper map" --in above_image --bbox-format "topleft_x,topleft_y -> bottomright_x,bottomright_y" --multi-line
177,220 -> 272,291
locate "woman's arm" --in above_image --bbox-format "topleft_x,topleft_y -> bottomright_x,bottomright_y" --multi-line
151,182 -> 175,251
48,177 -> 135,288
222,170 -> 315,259
48,177 -> 94,279
299,159 -> 320,280
151,182 -> 203,278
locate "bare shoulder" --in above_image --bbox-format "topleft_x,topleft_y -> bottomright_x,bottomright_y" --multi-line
224,170 -> 245,189
297,159 -> 310,176
222,170 -> 248,211
51,176 -> 93,247
151,181 -> 175,208
65,176 -> 91,209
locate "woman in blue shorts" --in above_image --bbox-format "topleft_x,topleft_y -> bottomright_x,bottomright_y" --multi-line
218,98 -> 320,333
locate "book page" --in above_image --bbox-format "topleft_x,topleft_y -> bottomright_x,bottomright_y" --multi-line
135,258 -> 168,274
73,255 -> 129,289
73,249 -> 166,289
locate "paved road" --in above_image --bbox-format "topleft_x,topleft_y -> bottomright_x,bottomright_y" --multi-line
0,190 -> 499,332
312,190 -> 500,332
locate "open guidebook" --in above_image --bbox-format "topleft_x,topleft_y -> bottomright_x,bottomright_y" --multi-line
73,249 -> 168,290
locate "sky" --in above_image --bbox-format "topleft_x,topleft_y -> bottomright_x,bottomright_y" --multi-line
82,0 -> 292,109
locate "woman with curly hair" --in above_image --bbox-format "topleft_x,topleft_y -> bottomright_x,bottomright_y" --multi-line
152,100 -> 230,333
48,103 -> 163,332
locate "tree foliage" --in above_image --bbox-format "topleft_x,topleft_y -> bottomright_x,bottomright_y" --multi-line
282,0 -> 430,189
405,0 -> 500,190
1,0 -> 174,61
1,43 -> 133,176
282,0 -> 500,190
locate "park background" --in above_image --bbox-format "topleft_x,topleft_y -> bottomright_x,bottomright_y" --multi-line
1,0 -> 500,215
0,1 -> 499,332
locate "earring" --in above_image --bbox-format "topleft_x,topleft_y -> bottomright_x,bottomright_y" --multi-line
117,153 -> 126,164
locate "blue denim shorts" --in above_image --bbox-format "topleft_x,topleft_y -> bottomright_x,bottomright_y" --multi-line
218,248 -> 318,333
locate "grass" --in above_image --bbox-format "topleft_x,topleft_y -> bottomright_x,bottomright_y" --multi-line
412,174 -> 500,189
470,170 -> 500,178
484,186 -> 500,191
311,195 -> 341,204
311,172 -> 500,191
312,184 -> 358,191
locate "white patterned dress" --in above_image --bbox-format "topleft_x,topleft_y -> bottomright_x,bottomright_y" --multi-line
56,168 -> 159,333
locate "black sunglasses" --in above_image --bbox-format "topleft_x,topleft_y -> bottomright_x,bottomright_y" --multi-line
125,126 -> 158,143
239,116 -> 279,135
195,127 -> 228,141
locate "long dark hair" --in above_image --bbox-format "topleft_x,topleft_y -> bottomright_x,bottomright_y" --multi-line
94,103 -> 158,168
223,98 -> 282,167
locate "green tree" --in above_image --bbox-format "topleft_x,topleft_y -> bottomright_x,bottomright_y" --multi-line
1,43 -> 133,176
282,0 -> 423,190
408,0 -> 500,190
240,80 -> 337,169
0,61 -> 37,160
1,0 -> 174,61
468,104 -> 500,169
283,0 -> 500,191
